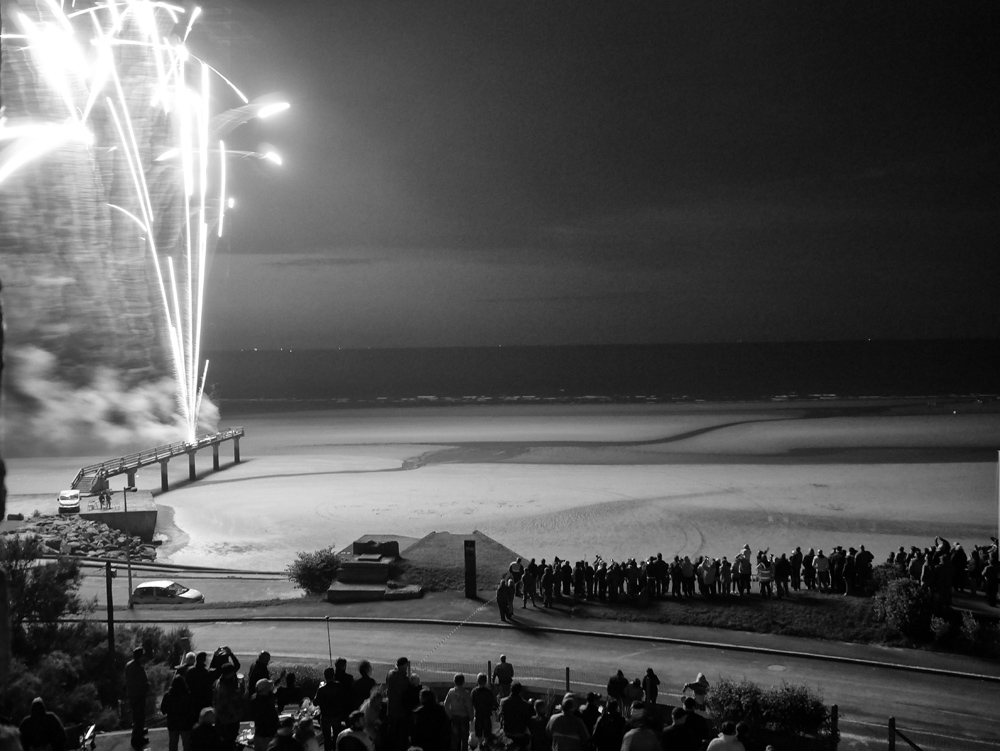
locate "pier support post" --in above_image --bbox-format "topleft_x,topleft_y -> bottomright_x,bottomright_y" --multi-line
212,444 -> 220,470
188,451 -> 196,481
160,460 -> 169,492
233,436 -> 241,463
126,470 -> 136,490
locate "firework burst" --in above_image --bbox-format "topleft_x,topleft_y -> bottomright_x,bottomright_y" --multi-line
0,0 -> 287,442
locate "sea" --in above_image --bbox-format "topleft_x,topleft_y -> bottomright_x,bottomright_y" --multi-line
204,339 -> 1000,411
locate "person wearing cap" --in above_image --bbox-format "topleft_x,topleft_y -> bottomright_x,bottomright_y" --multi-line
706,721 -> 745,750
125,647 -> 149,750
250,679 -> 278,751
492,655 -> 514,699
336,711 -> 374,751
248,652 -> 271,700
384,657 -> 410,751
545,696 -> 589,751
266,716 -> 299,751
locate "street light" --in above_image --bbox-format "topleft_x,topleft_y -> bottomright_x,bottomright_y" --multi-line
124,486 -> 133,608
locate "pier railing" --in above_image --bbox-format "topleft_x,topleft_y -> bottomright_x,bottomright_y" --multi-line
71,427 -> 244,492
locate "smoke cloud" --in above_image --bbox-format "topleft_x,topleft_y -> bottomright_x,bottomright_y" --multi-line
1,345 -> 219,458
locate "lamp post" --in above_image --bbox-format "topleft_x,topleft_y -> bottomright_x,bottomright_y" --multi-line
124,486 -> 133,607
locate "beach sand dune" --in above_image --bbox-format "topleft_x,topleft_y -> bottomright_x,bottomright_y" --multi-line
3,402 -> 998,571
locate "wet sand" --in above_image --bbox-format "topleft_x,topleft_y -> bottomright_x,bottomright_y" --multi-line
4,400 -> 999,571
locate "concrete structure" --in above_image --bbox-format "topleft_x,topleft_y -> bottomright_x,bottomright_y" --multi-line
80,489 -> 157,542
71,428 -> 244,494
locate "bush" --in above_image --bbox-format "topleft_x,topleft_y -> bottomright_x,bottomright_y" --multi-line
708,678 -> 830,737
872,578 -> 933,640
287,546 -> 341,594
870,562 -> 907,592
270,663 -> 326,701
930,615 -> 951,643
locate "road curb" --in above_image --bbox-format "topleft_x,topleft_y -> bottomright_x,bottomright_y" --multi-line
130,615 -> 1000,683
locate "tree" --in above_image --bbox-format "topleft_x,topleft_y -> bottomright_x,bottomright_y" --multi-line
0,535 -> 86,640
286,546 -> 341,594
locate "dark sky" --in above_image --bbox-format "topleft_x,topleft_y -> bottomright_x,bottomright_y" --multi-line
199,1 -> 998,350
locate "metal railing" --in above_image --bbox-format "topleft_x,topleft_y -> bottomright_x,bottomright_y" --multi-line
71,427 -> 244,488
888,716 -> 924,751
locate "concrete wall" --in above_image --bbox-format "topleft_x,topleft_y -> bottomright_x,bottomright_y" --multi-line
80,490 -> 156,541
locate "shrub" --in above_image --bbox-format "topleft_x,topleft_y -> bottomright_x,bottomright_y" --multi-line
870,562 -> 906,592
872,578 -> 933,640
960,611 -> 980,645
708,677 -> 829,737
270,663 -> 326,700
930,615 -> 951,643
287,546 -> 341,594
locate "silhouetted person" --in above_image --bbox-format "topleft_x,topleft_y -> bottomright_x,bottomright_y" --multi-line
125,647 -> 149,750
18,698 -> 66,751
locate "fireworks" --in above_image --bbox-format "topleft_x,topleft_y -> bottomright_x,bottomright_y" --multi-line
0,0 -> 287,442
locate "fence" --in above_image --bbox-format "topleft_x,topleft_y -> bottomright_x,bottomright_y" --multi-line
888,716 -> 924,751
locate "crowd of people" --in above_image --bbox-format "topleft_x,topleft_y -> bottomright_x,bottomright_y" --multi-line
494,535 -> 1000,620
109,640 -> 775,751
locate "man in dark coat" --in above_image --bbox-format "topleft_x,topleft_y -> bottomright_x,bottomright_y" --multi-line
19,698 -> 66,751
498,683 -> 533,749
247,652 -> 271,700
409,689 -> 450,751
124,647 -> 149,750
186,653 -> 214,714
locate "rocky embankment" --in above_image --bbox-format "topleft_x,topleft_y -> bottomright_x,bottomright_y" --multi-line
3,514 -> 158,561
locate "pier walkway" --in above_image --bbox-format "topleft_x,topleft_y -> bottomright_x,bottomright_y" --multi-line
71,427 -> 244,494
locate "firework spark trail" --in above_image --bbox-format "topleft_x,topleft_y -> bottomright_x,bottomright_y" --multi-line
0,0 -> 288,442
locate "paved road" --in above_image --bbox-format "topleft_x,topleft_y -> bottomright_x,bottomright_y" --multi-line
186,620 -> 999,751
78,567 -> 300,607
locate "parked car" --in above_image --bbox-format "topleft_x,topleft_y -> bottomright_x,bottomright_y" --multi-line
129,580 -> 205,606
57,489 -> 80,514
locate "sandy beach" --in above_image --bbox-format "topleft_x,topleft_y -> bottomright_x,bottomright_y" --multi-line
4,400 -> 999,571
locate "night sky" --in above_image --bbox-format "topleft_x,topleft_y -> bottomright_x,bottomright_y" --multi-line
200,1 -> 998,350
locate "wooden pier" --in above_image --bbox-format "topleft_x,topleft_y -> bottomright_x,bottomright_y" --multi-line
71,427 -> 244,494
